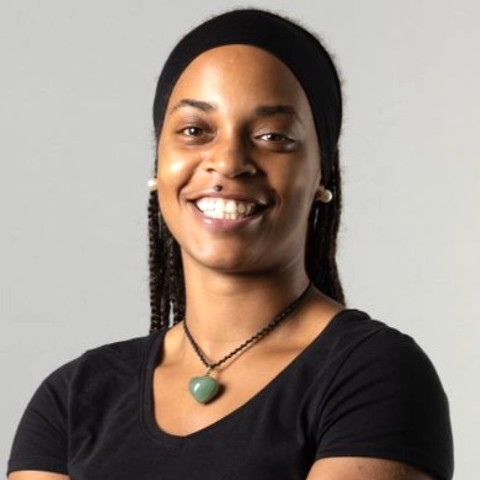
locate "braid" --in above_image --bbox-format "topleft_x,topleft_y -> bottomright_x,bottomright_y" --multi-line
165,227 -> 185,324
148,190 -> 186,332
305,149 -> 345,304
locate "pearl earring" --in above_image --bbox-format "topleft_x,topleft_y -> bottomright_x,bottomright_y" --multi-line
318,188 -> 333,203
148,178 -> 157,192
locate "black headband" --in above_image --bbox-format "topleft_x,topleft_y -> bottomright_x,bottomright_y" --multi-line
153,9 -> 342,186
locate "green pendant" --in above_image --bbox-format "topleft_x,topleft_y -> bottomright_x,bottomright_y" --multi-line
189,375 -> 220,404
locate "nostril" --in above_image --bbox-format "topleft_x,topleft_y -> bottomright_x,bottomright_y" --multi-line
204,157 -> 258,178
242,163 -> 257,176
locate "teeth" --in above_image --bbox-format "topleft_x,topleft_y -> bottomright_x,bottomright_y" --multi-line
225,200 -> 236,213
195,197 -> 258,220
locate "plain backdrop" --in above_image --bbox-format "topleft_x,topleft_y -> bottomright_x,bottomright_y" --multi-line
1,0 -> 478,478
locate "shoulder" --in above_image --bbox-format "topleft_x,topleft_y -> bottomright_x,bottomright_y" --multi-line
324,309 -> 439,373
82,333 -> 159,368
322,309 -> 448,398
23,331 -> 166,430
41,331 -> 164,393
315,308 -> 452,440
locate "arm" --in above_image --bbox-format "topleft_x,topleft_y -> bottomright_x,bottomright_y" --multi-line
307,457 -> 435,480
8,361 -> 77,479
9,473 -> 70,480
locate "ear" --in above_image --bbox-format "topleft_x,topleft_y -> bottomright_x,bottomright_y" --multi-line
315,185 -> 333,203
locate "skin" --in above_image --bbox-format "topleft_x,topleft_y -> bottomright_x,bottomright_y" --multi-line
10,45 -> 435,480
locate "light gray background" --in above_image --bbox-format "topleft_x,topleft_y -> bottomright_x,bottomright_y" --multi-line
1,0 -> 478,478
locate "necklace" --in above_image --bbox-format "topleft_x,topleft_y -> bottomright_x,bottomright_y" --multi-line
183,283 -> 312,404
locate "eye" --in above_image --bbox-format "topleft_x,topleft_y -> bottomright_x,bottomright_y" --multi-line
255,131 -> 297,151
175,123 -> 213,144
258,132 -> 294,143
180,126 -> 204,137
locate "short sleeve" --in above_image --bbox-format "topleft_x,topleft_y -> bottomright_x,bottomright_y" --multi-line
7,359 -> 78,475
314,328 -> 454,480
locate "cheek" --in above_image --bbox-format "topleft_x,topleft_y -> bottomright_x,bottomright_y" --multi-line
156,151 -> 186,224
273,158 -> 320,205
156,143 -> 193,197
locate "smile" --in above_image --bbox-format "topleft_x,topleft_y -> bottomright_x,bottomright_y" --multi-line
194,197 -> 261,220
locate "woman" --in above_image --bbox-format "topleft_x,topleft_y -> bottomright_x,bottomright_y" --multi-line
8,9 -> 453,480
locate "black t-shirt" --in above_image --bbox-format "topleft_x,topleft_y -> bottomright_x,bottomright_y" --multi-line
7,310 -> 454,479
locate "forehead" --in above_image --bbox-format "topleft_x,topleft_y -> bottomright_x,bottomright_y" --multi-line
167,44 -> 310,108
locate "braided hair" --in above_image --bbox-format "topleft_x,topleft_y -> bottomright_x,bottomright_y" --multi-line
147,9 -> 345,332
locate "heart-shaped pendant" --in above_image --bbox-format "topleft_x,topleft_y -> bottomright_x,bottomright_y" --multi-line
189,375 -> 220,404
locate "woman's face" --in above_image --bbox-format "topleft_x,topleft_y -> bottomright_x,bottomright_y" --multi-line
157,44 -> 322,276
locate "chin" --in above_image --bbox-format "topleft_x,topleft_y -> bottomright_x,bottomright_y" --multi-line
181,243 -> 267,275
191,254 -> 261,274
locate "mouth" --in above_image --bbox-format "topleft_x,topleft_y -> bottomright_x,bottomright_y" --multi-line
192,196 -> 268,220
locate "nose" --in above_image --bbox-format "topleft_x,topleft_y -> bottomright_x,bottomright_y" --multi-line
202,134 -> 257,179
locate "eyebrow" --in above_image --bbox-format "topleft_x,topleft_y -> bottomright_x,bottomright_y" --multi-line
170,99 -> 301,123
254,104 -> 301,123
170,99 -> 216,113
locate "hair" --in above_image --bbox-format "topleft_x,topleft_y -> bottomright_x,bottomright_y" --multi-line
148,10 -> 345,332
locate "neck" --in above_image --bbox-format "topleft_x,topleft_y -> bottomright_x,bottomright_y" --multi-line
181,261 -> 310,354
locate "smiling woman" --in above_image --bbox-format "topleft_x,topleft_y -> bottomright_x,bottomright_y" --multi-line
7,9 -> 453,480
156,44 -> 323,276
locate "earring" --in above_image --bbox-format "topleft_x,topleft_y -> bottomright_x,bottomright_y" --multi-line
148,178 -> 157,192
317,187 -> 333,203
